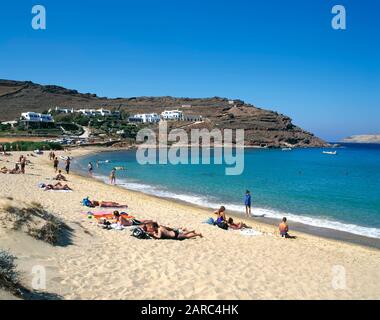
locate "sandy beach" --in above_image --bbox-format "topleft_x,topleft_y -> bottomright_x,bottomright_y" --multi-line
0,148 -> 379,300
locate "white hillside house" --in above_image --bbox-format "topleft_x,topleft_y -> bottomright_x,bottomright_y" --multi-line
161,110 -> 183,120
130,113 -> 160,123
20,112 -> 54,123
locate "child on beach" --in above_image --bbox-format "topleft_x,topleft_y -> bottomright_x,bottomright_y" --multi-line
244,190 -> 252,217
279,217 -> 296,239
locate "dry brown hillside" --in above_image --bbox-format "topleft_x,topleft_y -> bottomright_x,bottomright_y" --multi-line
0,79 -> 328,147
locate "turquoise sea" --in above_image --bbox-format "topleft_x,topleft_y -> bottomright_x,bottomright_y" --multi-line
73,143 -> 380,239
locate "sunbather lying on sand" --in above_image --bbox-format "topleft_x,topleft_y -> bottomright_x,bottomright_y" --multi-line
55,170 -> 67,181
99,211 -> 154,227
143,222 -> 203,240
0,166 -> 8,174
227,217 -> 251,230
44,182 -> 72,191
1,165 -> 21,174
82,197 -> 128,208
100,201 -> 128,208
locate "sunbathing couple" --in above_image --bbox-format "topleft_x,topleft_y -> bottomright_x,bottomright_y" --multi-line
1,165 -> 21,174
43,182 -> 72,191
213,206 -> 251,230
100,211 -> 202,240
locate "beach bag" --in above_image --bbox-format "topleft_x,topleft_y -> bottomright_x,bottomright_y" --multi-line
82,197 -> 94,207
131,227 -> 151,240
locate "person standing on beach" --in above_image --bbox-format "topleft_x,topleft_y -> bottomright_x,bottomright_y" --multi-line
65,157 -> 71,174
88,162 -> 93,176
244,190 -> 252,217
110,168 -> 116,185
53,157 -> 59,173
20,156 -> 26,174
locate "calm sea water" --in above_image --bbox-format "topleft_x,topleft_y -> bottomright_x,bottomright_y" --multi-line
73,143 -> 380,238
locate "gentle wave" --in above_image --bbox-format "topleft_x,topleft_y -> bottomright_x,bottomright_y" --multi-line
92,173 -> 380,239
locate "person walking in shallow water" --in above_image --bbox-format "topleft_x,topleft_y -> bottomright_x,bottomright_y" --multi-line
110,168 -> 116,185
65,157 -> 71,174
244,190 -> 252,217
88,162 -> 93,176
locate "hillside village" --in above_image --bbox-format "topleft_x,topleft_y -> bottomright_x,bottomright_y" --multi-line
0,79 -> 328,148
0,105 -> 205,146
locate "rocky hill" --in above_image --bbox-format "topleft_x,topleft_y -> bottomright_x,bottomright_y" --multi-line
0,79 -> 328,148
342,135 -> 380,144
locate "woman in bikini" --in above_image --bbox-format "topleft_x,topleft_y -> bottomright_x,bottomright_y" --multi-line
227,217 -> 251,230
213,206 -> 226,224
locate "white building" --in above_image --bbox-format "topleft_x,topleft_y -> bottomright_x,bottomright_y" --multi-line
1,121 -> 18,128
96,108 -> 112,117
161,110 -> 183,120
52,106 -> 74,114
76,109 -> 96,116
130,113 -> 160,123
75,108 -> 118,117
20,112 -> 54,123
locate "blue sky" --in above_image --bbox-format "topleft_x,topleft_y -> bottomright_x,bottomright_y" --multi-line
0,0 -> 379,141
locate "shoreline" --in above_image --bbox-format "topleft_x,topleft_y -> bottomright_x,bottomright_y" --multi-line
70,146 -> 380,250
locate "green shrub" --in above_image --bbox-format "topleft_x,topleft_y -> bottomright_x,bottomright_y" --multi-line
1,141 -> 63,151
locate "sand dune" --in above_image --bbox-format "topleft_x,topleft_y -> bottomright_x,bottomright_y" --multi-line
0,149 -> 379,299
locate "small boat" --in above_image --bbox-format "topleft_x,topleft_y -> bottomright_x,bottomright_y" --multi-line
282,148 -> 292,151
322,151 -> 337,155
59,155 -> 72,160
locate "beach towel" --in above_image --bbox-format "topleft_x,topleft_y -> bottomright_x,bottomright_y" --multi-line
203,217 -> 215,225
82,211 -> 134,219
239,229 -> 262,237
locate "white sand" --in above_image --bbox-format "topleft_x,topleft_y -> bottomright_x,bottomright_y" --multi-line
0,149 -> 379,299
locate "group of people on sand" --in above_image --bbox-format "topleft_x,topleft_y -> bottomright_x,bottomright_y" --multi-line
46,152 -> 73,190
213,206 -> 251,230
51,154 -> 71,175
213,205 -> 295,238
87,161 -> 117,185
98,210 -> 203,240
0,154 -> 27,174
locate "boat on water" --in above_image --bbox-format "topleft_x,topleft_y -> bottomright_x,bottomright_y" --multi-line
282,148 -> 292,151
322,151 -> 337,155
